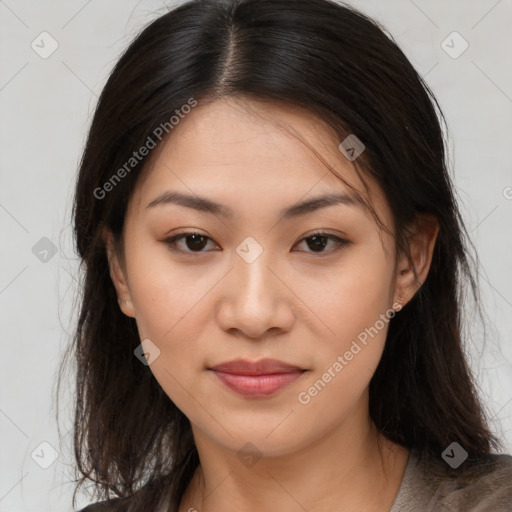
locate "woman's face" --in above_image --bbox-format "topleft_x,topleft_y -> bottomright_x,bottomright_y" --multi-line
107,97 -> 411,457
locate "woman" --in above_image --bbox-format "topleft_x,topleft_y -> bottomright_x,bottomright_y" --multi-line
63,0 -> 512,510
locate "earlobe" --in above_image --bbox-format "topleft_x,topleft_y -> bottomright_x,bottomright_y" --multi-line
102,228 -> 136,318
393,214 -> 439,309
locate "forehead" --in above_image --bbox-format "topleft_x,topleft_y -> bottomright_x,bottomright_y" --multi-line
128,97 -> 390,226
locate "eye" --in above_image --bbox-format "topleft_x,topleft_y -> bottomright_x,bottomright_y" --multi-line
293,232 -> 351,254
164,231 -> 350,256
164,232 -> 218,254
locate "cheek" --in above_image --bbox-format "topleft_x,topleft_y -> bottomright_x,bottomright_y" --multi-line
294,244 -> 394,402
126,242 -> 215,339
292,242 -> 394,342
126,247 -> 211,412
123,244 -> 216,409
296,284 -> 392,428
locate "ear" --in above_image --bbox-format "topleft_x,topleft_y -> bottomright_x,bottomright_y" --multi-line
393,214 -> 439,310
103,228 -> 136,318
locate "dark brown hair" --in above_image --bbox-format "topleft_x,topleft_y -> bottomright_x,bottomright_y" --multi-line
58,0 -> 502,509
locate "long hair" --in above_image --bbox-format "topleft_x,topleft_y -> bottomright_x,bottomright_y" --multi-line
59,0 -> 501,509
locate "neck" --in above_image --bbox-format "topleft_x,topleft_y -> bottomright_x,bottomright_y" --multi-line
178,412 -> 409,512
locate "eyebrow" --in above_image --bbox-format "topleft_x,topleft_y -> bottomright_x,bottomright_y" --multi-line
145,190 -> 361,220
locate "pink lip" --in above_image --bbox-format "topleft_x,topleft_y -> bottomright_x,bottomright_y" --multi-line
208,358 -> 307,397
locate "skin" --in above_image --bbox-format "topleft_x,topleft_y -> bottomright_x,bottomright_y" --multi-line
104,97 -> 439,512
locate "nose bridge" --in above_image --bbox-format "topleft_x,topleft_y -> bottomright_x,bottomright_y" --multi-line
234,235 -> 278,307
217,235 -> 294,337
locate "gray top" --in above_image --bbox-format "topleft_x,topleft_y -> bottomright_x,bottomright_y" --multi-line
78,451 -> 512,511
389,450 -> 512,511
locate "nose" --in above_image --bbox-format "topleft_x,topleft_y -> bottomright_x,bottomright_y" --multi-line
216,248 -> 296,339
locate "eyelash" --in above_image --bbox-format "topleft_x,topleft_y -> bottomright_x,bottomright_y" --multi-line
163,231 -> 351,256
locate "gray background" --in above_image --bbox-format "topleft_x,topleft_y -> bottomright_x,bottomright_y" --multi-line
1,0 -> 511,510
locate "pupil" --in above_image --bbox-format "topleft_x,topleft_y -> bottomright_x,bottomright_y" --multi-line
187,234 -> 207,250
308,235 -> 327,252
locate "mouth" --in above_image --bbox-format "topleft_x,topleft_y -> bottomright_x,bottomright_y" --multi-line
208,358 -> 308,397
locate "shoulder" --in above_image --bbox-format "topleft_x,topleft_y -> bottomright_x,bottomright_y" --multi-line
440,453 -> 512,511
77,504 -> 106,512
74,475 -> 178,512
400,451 -> 512,512
76,498 -> 127,512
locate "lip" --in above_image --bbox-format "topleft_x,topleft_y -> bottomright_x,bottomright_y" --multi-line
208,358 -> 307,398
209,358 -> 305,375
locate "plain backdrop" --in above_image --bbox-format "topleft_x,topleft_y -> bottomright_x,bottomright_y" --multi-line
1,0 -> 511,510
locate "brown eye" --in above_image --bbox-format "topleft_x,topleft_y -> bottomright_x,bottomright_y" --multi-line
294,232 -> 351,254
164,232 -> 217,253
163,231 -> 350,256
